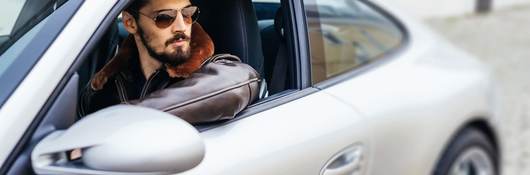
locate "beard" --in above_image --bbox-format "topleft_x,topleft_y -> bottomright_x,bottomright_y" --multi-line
138,27 -> 191,66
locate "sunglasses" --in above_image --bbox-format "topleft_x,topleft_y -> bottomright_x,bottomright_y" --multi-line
135,6 -> 200,28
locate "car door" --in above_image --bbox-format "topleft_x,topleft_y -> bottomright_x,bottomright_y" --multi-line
181,1 -> 373,174
184,89 -> 370,175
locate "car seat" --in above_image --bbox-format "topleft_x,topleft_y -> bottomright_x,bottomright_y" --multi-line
194,0 -> 268,99
193,0 -> 265,76
260,8 -> 289,94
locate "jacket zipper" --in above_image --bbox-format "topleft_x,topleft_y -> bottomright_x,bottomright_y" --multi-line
140,70 -> 161,99
115,78 -> 129,103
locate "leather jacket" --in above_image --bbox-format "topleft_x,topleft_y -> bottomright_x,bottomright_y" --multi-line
78,54 -> 260,124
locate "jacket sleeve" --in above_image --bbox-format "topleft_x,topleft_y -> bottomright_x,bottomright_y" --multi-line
130,54 -> 261,124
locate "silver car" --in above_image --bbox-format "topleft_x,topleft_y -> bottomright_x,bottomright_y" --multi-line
0,0 -> 497,174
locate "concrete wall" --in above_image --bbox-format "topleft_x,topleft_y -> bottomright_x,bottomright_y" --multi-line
379,0 -> 530,19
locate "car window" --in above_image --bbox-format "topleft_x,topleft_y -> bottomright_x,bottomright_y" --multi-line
303,0 -> 404,84
253,0 -> 281,24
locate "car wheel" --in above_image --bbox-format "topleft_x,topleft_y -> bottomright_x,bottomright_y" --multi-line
433,127 -> 498,175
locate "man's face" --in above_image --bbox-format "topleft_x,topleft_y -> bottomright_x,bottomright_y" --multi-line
135,0 -> 194,66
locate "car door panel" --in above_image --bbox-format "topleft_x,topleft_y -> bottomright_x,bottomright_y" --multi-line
183,91 -> 371,175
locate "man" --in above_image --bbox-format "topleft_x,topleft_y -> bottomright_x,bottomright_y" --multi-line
79,0 -> 260,124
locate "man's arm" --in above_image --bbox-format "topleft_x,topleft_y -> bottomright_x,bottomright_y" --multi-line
131,54 -> 260,124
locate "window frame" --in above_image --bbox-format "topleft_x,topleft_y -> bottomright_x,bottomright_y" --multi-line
196,0 -> 315,131
304,0 -> 411,89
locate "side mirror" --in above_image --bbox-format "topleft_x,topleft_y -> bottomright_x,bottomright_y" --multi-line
31,105 -> 205,175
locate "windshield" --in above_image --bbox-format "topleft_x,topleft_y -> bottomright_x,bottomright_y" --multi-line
0,0 -> 68,55
0,0 -> 26,38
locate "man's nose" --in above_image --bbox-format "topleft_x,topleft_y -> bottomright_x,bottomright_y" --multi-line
171,12 -> 187,32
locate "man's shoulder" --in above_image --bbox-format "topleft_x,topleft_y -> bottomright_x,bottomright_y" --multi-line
200,54 -> 242,66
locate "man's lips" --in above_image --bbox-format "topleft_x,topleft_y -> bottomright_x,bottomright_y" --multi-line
169,39 -> 188,47
166,33 -> 190,47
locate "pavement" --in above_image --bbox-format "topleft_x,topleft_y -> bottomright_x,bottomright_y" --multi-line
426,4 -> 530,175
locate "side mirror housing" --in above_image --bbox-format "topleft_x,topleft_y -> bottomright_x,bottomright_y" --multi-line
31,105 -> 205,175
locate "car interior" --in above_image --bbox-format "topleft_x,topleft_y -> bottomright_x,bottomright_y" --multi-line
73,0 -> 303,134
78,0 -> 292,109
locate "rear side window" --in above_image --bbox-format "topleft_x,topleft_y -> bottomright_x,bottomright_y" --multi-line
303,0 -> 404,84
253,0 -> 281,21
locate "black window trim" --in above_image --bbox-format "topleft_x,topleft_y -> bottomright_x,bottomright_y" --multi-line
306,0 -> 411,89
289,0 -> 312,89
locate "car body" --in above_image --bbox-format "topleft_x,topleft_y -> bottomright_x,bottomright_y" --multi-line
0,0 -> 498,174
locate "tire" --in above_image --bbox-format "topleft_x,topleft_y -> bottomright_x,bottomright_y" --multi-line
433,127 -> 498,175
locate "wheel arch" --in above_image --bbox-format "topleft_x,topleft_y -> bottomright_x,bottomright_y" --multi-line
465,118 -> 501,172
432,117 -> 501,174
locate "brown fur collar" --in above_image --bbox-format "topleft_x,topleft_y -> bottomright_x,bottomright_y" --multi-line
90,23 -> 215,90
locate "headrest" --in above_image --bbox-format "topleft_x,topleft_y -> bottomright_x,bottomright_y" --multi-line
193,0 -> 264,75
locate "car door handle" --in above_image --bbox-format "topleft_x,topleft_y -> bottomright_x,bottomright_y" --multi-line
321,145 -> 364,175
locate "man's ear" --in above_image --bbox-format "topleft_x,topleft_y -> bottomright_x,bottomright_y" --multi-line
122,11 -> 138,34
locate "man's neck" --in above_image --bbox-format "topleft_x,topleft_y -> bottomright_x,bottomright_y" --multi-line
139,53 -> 162,80
135,38 -> 162,79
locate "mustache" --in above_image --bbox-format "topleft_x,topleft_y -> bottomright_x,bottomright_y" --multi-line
166,32 -> 191,46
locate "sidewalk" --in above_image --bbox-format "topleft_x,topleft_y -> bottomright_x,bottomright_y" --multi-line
426,5 -> 530,175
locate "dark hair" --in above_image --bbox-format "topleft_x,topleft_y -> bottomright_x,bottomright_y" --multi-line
124,0 -> 150,19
